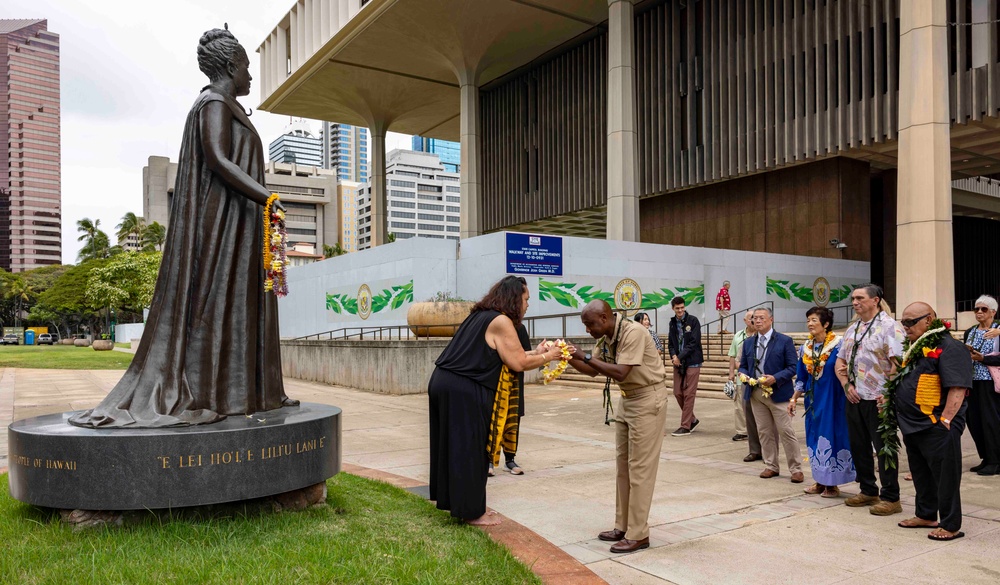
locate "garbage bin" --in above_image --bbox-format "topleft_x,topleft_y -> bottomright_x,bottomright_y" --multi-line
24,330 -> 34,345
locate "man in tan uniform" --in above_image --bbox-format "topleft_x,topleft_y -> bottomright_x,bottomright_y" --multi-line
568,300 -> 669,553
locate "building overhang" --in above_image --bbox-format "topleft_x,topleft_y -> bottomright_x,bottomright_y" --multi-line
258,0 -> 607,140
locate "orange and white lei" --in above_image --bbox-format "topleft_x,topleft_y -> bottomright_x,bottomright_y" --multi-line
263,193 -> 290,297
541,339 -> 572,384
801,332 -> 840,378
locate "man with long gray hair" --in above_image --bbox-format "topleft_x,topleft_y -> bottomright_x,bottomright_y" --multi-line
835,284 -> 906,516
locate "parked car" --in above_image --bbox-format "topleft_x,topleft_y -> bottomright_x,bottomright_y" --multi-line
37,333 -> 54,345
49,332 -> 60,343
2,334 -> 19,345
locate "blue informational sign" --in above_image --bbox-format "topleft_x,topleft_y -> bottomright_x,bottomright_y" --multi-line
505,232 -> 563,276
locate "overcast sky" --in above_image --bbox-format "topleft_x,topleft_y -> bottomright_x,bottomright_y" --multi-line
2,0 -> 412,264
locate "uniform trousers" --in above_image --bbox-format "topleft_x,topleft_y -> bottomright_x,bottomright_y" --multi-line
614,382 -> 669,541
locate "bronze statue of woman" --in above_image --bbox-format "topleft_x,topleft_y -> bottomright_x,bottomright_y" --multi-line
70,27 -> 297,428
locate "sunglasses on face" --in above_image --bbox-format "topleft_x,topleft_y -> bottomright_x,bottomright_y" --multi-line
974,307 -> 992,313
900,313 -> 930,328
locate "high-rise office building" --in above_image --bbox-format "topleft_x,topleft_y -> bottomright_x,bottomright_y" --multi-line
337,181 -> 360,252
321,121 -> 368,182
268,119 -> 323,167
357,150 -> 460,250
411,136 -> 460,173
144,156 -> 341,253
0,19 -> 61,272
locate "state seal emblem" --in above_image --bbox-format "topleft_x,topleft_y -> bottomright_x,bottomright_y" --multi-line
812,277 -> 831,307
613,278 -> 643,316
357,284 -> 373,320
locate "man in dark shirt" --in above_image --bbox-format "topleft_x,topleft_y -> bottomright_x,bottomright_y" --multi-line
667,297 -> 703,436
890,302 -> 972,541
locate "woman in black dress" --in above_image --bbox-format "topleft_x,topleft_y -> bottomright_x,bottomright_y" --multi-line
429,276 -> 569,526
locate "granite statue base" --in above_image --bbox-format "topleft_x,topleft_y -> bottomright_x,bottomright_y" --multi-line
7,402 -> 341,510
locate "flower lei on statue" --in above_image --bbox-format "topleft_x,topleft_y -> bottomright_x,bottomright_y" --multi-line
263,194 -> 290,297
800,331 -> 840,416
877,318 -> 950,468
541,339 -> 572,384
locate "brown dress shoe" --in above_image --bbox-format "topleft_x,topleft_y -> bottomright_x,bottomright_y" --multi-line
610,537 -> 650,553
760,469 -> 779,478
790,472 -> 805,483
598,529 -> 626,542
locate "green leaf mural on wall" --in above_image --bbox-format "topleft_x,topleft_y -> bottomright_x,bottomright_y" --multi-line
326,281 -> 413,316
539,280 -> 704,310
765,278 -> 860,305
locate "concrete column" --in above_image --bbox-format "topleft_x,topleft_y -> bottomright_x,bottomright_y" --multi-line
370,123 -> 387,247
459,78 -> 482,239
896,0 -> 955,319
606,0 -> 640,241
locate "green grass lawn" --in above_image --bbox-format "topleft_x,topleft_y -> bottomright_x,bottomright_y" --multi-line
0,345 -> 133,370
0,473 -> 540,585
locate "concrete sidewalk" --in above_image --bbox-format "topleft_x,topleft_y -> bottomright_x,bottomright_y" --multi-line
3,369 -> 1000,584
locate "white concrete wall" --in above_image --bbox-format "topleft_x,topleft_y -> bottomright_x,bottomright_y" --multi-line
278,237 -> 458,338
459,233 -> 870,336
115,323 -> 145,344
278,232 -> 870,338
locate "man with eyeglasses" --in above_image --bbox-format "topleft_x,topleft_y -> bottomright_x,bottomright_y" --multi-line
834,284 -> 906,516
889,303 -> 971,541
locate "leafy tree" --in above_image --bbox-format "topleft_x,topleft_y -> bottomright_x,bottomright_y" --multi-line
387,232 -> 396,243
323,242 -> 346,258
85,251 -> 162,315
141,221 -> 167,251
30,259 -> 108,338
116,212 -> 146,246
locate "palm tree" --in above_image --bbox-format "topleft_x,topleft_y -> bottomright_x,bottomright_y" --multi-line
5,275 -> 33,328
78,230 -> 111,262
323,242 -> 346,258
116,212 -> 145,247
141,222 -> 167,252
77,217 -> 101,248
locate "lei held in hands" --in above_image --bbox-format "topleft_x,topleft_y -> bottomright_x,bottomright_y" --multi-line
263,194 -> 290,297
541,340 -> 572,384
738,372 -> 773,398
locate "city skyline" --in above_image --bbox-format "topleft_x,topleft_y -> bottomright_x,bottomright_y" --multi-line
1,0 -> 410,265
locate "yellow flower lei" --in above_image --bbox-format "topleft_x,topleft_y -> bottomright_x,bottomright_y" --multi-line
262,193 -> 289,296
541,340 -> 572,384
738,372 -> 772,398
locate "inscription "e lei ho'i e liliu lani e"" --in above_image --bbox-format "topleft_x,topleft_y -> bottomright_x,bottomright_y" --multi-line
156,436 -> 327,469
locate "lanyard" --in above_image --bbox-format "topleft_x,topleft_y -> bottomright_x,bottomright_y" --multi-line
847,312 -> 880,387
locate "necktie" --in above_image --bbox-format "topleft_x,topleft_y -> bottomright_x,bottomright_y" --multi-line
755,337 -> 767,376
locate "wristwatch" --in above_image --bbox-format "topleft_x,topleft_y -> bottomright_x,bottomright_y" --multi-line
583,353 -> 592,363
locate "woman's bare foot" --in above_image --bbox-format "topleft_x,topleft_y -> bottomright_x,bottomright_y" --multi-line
467,511 -> 501,526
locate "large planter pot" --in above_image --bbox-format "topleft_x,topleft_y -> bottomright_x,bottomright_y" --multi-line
407,302 -> 475,337
92,340 -> 114,351
73,338 -> 91,348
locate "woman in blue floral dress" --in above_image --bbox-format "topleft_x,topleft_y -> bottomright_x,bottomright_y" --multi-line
789,307 -> 856,497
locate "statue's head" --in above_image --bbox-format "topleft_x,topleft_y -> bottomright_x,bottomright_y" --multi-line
197,26 -> 251,96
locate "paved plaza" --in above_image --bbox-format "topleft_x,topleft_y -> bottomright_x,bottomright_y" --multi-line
3,368 -> 1000,585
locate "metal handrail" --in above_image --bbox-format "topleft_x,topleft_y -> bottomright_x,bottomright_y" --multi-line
698,301 -> 774,359
292,323 -> 463,341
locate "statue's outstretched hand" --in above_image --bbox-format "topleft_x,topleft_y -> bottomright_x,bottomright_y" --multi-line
272,200 -> 286,213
